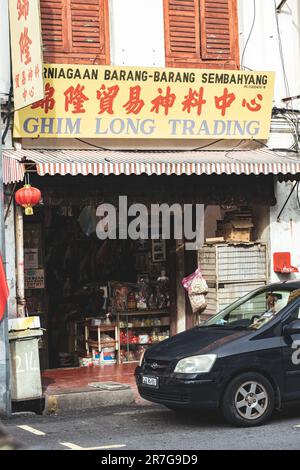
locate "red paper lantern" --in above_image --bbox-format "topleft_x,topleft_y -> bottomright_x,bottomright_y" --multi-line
15,184 -> 41,216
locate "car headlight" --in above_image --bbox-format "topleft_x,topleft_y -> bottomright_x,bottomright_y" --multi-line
174,354 -> 217,374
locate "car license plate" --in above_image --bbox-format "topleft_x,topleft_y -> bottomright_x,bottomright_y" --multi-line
142,375 -> 159,389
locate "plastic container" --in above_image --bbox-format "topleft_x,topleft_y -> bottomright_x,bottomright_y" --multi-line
100,348 -> 116,363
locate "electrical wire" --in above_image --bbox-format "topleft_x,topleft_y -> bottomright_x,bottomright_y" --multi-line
277,180 -> 299,221
240,66 -> 254,72
273,1 -> 300,153
272,107 -> 300,153
274,0 -> 291,103
75,138 -> 109,150
297,180 -> 300,209
75,137 -> 226,153
268,148 -> 297,153
241,0 -> 256,70
253,139 -> 300,162
224,140 -> 244,159
1,83 -> 13,145
254,146 -> 298,161
282,113 -> 299,153
191,139 -> 225,151
287,109 -> 300,152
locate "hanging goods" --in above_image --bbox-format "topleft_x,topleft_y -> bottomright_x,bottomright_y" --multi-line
182,267 -> 208,314
15,184 -> 41,216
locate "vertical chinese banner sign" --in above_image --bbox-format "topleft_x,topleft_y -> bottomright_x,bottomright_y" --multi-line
9,0 -> 44,110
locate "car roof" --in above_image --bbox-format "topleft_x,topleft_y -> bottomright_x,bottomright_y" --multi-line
265,280 -> 300,291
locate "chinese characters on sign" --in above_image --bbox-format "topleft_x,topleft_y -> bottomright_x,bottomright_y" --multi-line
29,83 -> 264,117
9,0 -> 44,110
14,65 -> 275,139
24,269 -> 45,290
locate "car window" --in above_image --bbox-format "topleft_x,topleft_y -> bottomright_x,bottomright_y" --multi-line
286,306 -> 300,323
225,291 -> 267,321
203,287 -> 296,330
287,289 -> 300,304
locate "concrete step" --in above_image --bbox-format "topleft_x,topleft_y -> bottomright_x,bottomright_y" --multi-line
44,386 -> 135,415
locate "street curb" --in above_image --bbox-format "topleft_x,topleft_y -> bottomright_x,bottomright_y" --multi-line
43,388 -> 135,415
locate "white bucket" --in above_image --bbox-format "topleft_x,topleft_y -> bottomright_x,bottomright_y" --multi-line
100,348 -> 116,363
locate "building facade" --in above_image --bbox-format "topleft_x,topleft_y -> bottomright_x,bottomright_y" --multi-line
1,0 -> 300,381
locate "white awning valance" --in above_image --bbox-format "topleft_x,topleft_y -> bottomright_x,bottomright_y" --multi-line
2,153 -> 25,184
3,148 -> 300,178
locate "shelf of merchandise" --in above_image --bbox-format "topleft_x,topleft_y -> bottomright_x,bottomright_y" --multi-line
86,339 -> 117,349
74,320 -> 119,364
117,310 -> 169,316
119,324 -> 170,329
117,309 -> 170,364
85,324 -> 118,356
120,341 -> 165,346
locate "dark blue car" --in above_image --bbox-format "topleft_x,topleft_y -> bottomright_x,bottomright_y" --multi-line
135,281 -> 300,426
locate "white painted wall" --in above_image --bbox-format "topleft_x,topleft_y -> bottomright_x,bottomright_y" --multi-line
0,0 -> 11,98
269,180 -> 300,282
109,0 -> 165,67
238,0 -> 300,106
238,0 -> 300,282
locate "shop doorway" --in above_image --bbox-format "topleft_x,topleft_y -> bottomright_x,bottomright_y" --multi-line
22,173 -> 275,370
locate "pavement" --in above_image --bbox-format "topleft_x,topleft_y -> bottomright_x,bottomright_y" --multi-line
5,363 -> 300,450
40,363 -> 147,415
4,402 -> 300,450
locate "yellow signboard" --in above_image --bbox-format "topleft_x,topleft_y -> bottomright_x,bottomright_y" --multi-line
9,0 -> 44,111
14,64 -> 275,139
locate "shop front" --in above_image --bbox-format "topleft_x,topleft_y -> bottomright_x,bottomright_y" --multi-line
24,174 -> 178,370
3,150 -> 286,373
4,63 -> 297,382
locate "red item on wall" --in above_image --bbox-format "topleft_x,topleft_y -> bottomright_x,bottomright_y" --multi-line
273,252 -> 299,274
0,254 -> 9,322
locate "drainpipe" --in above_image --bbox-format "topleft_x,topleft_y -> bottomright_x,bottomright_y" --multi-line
15,206 -> 25,317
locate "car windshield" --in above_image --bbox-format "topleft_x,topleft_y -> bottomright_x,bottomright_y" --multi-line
200,287 -> 300,330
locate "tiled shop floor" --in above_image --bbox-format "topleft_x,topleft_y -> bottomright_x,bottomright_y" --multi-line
41,362 -> 148,404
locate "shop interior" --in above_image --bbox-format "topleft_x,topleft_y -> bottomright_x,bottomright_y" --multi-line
22,173 -> 274,370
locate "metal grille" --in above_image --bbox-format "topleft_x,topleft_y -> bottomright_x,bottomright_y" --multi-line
142,359 -> 172,373
140,388 -> 189,404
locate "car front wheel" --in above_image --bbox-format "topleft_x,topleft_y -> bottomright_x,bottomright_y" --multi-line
221,372 -> 275,427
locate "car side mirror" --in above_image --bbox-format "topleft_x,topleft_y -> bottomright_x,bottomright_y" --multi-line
283,319 -> 300,336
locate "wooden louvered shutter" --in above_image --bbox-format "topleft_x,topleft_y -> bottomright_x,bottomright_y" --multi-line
164,0 -> 239,69
40,0 -> 110,65
69,0 -> 109,64
40,0 -> 68,60
200,0 -> 238,64
164,0 -> 200,61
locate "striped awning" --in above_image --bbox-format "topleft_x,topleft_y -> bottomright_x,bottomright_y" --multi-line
3,148 -> 300,178
2,153 -> 25,184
